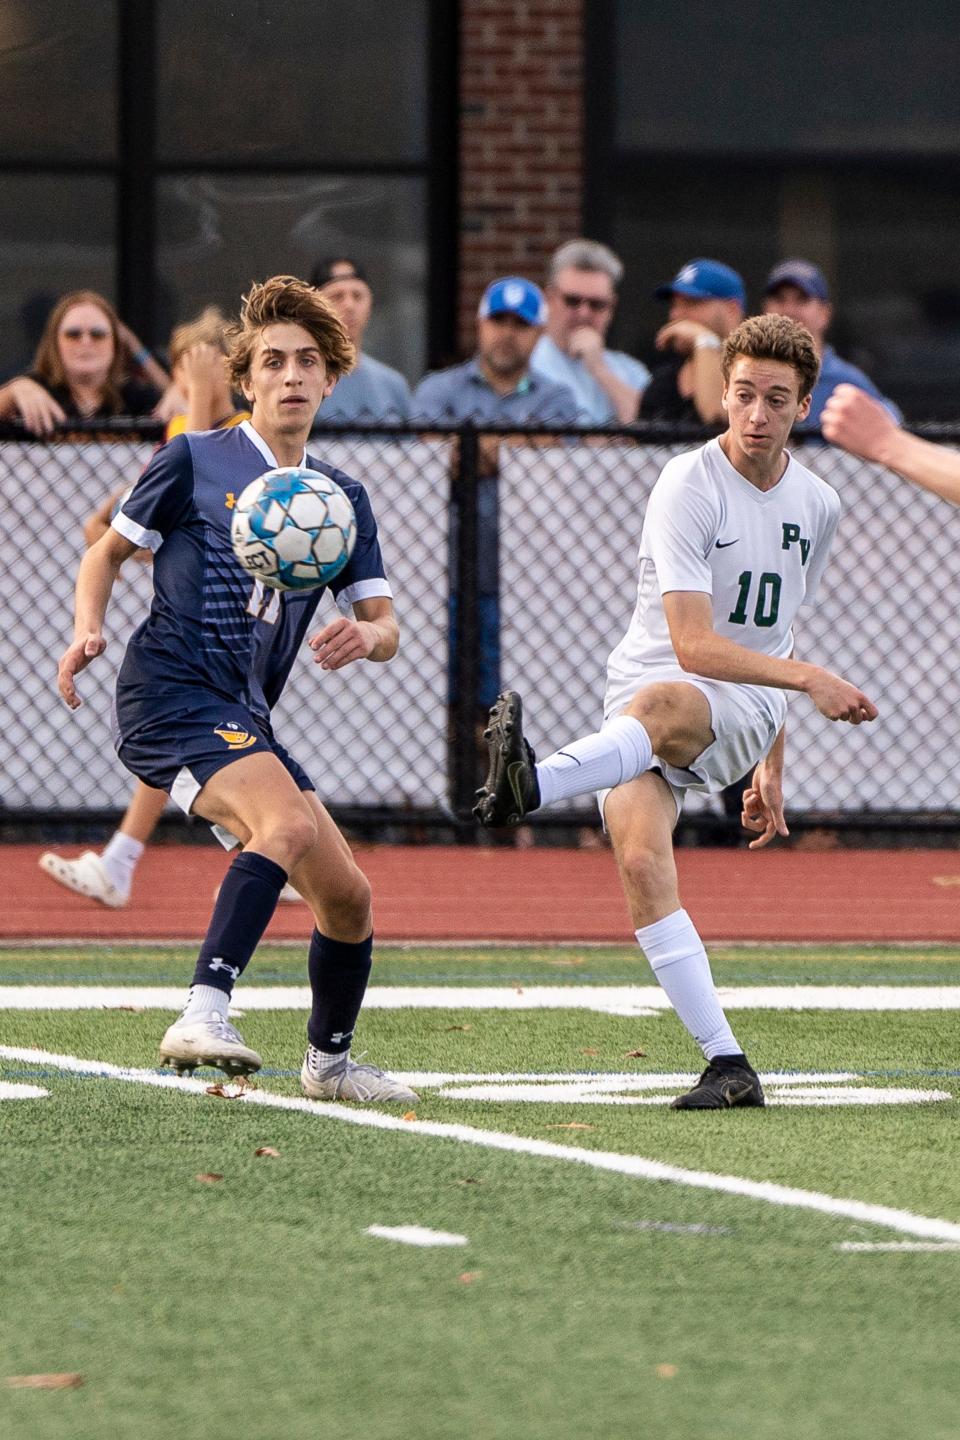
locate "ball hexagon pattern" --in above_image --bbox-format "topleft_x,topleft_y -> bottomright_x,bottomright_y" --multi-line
230,466 -> 357,591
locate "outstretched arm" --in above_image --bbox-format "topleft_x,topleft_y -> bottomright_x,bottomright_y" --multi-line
821,383 -> 960,507
58,529 -> 139,708
662,590 -> 878,724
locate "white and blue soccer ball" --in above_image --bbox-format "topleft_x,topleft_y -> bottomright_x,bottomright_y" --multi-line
230,466 -> 357,591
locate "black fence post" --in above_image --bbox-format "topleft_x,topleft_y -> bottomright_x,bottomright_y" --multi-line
449,423 -> 481,833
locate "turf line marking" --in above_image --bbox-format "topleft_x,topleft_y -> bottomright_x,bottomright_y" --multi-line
3,985 -> 960,1012
4,1044 -> 960,1244
0,1081 -> 48,1100
835,1242 -> 960,1253
365,1225 -> 468,1247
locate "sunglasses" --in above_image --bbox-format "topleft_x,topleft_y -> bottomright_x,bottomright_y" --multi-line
61,327 -> 110,341
558,292 -> 612,313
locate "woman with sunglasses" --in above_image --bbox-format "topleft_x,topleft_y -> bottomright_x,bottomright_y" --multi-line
0,290 -> 169,436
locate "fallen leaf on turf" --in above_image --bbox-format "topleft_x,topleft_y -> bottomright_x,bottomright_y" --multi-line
455,1177 -> 482,1186
444,1024 -> 473,1032
104,1004 -> 145,1013
544,1122 -> 595,1130
579,1047 -> 600,1056
195,1173 -> 224,1184
513,985 -> 524,994
655,1364 -> 678,1379
624,1048 -> 647,1059
402,1111 -> 418,1122
458,1272 -> 481,1284
254,1147 -> 280,1158
205,1077 -> 255,1100
6,1374 -> 84,1389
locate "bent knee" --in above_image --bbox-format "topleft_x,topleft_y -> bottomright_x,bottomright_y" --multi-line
323,864 -> 373,933
617,843 -> 673,898
267,811 -> 321,869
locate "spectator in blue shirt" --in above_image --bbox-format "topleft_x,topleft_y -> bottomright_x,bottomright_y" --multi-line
413,277 -> 576,716
310,257 -> 412,423
532,239 -> 650,423
762,259 -> 902,430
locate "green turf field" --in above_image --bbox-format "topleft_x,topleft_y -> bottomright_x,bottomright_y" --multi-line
2,943 -> 959,1440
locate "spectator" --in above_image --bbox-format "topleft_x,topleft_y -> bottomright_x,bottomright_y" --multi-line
532,239 -> 650,423
163,306 -> 249,440
0,290 -> 167,436
641,259 -> 746,425
762,259 -> 902,429
413,276 -> 576,717
309,257 -> 411,422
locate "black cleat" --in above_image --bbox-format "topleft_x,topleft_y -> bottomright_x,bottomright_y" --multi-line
671,1055 -> 765,1110
473,690 -> 541,827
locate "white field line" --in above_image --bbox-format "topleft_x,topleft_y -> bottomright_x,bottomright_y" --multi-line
0,1081 -> 48,1099
3,1044 -> 960,1244
835,1242 -> 960,1253
365,1225 -> 467,1247
3,984 -> 960,1013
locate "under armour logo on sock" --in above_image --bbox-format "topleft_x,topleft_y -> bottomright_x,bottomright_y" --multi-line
329,1029 -> 354,1045
208,957 -> 240,981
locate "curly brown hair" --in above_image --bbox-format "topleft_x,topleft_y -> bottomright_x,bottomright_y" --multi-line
32,290 -> 126,409
226,275 -> 356,390
721,314 -> 820,400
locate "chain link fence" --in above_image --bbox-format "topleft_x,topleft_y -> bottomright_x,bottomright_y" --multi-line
3,420 -> 960,836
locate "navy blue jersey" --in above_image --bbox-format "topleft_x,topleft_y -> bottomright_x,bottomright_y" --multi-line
112,421 -> 391,718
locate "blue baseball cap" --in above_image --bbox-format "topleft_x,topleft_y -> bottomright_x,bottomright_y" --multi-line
765,259 -> 830,302
478,276 -> 547,326
654,258 -> 746,305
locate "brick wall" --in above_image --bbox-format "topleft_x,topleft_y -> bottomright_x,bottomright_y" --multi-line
458,0 -> 584,354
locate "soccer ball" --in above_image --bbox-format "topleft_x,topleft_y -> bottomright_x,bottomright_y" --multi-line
230,467 -> 357,591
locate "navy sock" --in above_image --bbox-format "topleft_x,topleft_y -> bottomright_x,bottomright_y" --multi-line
306,930 -> 373,1052
192,851 -> 288,995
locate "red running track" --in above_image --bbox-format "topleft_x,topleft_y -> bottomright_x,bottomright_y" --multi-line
5,843 -> 960,942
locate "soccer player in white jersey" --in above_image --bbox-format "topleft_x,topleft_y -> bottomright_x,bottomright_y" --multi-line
475,314 -> 878,1109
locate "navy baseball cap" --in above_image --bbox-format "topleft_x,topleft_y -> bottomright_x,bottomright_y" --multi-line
654,258 -> 746,305
764,259 -> 830,302
478,276 -> 547,326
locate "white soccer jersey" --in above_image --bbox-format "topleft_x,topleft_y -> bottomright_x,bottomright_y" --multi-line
605,436 -> 841,703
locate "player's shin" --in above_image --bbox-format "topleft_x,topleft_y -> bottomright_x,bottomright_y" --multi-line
536,714 -> 654,807
634,908 -> 741,1060
182,851 -> 288,1017
306,930 -> 374,1058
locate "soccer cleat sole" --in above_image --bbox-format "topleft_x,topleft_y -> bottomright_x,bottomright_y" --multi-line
160,1052 -> 261,1078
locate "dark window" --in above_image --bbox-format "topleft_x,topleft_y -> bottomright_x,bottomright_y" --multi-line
0,176 -> 116,377
0,1 -> 116,162
156,173 -> 427,380
156,0 -> 428,165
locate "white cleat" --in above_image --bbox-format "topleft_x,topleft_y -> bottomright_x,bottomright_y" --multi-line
300,1047 -> 419,1104
278,882 -> 303,903
39,850 -> 129,908
159,1013 -> 262,1078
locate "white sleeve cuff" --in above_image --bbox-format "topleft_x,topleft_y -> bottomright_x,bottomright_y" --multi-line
335,578 -> 394,615
112,511 -> 163,553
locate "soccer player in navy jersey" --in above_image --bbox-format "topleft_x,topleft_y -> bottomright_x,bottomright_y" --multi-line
56,274 -> 417,1103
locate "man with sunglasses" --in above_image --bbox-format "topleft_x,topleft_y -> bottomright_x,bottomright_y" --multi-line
531,239 -> 650,424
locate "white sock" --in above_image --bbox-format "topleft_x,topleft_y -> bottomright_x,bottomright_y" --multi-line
308,1046 -> 349,1071
535,715 -> 654,808
180,984 -> 230,1022
635,909 -> 741,1061
100,831 -> 145,892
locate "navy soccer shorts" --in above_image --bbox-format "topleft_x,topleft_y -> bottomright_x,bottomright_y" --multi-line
115,693 -> 314,816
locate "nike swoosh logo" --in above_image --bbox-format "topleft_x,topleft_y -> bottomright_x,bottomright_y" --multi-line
715,539 -> 739,549
507,761 -> 528,811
